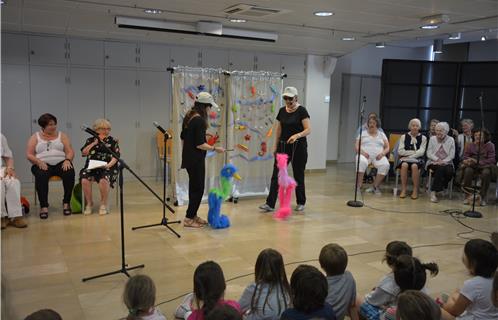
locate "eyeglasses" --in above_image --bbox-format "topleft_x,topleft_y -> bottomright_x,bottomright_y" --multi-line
97,127 -> 111,131
283,97 -> 293,101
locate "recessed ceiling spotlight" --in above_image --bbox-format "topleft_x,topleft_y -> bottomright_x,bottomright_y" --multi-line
314,11 -> 334,17
448,33 -> 461,40
229,18 -> 247,23
375,42 -> 385,48
144,9 -> 162,14
481,35 -> 487,41
342,36 -> 355,41
420,25 -> 439,30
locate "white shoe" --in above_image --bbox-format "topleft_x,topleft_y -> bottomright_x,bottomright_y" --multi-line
84,205 -> 93,215
365,187 -> 375,193
295,204 -> 305,212
480,200 -> 487,207
374,187 -> 382,196
430,192 -> 438,203
99,205 -> 108,215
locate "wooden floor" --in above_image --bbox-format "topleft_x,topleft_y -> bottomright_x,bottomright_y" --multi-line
2,163 -> 497,320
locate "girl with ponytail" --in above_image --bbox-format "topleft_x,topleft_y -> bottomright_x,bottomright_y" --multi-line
189,261 -> 241,320
442,239 -> 498,319
123,275 -> 166,320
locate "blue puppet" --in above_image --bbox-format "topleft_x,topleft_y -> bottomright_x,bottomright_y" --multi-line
207,163 -> 241,229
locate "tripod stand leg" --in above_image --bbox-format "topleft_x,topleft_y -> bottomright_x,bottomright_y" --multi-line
82,264 -> 145,282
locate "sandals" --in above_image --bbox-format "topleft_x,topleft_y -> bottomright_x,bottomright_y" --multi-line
184,218 -> 204,228
40,211 -> 48,219
194,216 -> 208,225
63,204 -> 72,216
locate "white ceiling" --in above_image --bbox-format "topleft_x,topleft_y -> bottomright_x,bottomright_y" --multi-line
2,0 -> 497,56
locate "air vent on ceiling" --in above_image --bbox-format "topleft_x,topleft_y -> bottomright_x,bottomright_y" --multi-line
224,4 -> 288,17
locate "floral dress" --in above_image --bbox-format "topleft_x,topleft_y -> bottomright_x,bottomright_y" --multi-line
79,136 -> 120,188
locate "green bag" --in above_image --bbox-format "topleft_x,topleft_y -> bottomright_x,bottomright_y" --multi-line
70,183 -> 83,213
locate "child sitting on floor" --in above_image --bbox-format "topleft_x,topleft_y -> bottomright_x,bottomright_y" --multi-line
123,274 -> 166,320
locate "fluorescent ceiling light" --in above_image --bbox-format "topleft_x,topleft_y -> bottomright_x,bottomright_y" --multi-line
144,9 -> 162,14
314,11 -> 334,17
229,19 -> 247,23
448,33 -> 461,40
420,25 -> 439,30
433,39 -> 443,53
375,42 -> 385,48
342,36 -> 355,41
481,35 -> 487,41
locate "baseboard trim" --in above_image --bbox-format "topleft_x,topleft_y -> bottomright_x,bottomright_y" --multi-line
326,160 -> 337,165
305,168 -> 327,173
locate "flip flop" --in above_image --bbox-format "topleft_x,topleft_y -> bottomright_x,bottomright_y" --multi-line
40,211 -> 48,219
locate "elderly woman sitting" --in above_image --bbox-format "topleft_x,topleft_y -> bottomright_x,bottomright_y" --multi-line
355,117 -> 390,195
457,119 -> 474,159
460,129 -> 495,206
80,119 -> 120,215
397,118 -> 427,199
426,122 -> 455,203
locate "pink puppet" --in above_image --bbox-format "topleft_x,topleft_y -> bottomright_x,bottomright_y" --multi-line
274,153 -> 296,219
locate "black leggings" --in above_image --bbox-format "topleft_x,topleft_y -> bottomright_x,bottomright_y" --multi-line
186,162 -> 205,219
266,140 -> 308,208
31,161 -> 75,208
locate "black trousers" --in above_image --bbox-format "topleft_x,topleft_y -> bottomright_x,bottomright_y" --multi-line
428,164 -> 454,192
31,161 -> 75,208
186,162 -> 205,219
266,140 -> 308,208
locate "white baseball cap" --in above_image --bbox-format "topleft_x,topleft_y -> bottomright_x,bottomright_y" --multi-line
282,86 -> 298,98
196,92 -> 218,109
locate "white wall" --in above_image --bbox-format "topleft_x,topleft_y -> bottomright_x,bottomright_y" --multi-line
304,55 -> 332,170
468,39 -> 498,61
326,44 -> 430,161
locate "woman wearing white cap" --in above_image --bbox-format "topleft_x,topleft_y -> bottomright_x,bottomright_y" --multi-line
181,92 -> 225,228
259,86 -> 311,212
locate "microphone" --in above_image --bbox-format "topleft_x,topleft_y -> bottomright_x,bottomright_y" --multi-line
153,122 -> 171,138
360,96 -> 367,115
81,125 -> 98,137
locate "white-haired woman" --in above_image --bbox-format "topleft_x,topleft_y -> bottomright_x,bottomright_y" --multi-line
80,119 -> 120,215
426,122 -> 455,202
397,118 -> 427,199
354,117 -> 390,195
457,119 -> 474,159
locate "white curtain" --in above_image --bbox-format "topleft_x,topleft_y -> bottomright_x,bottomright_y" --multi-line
171,67 -> 283,205
227,71 -> 283,197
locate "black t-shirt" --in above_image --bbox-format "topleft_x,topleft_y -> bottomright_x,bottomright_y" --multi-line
276,105 -> 310,143
180,116 -> 207,168
280,303 -> 337,320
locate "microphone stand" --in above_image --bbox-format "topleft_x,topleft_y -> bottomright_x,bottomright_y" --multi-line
132,128 -> 181,236
347,96 -> 366,207
464,93 -> 484,218
82,132 -> 145,281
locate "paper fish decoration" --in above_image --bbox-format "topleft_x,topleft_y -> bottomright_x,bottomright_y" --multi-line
244,134 -> 251,141
266,127 -> 273,138
236,144 -> 249,152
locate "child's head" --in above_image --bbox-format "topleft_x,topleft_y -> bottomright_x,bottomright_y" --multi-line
123,275 -> 156,319
253,248 -> 290,311
383,241 -> 412,267
206,304 -> 242,320
393,255 -> 438,292
319,243 -> 348,276
290,265 -> 328,314
396,290 -> 441,320
193,261 -> 226,316
24,309 -> 62,320
463,239 -> 498,278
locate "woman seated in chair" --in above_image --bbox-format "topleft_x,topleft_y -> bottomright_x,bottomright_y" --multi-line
460,128 -> 495,206
397,118 -> 427,199
80,119 -> 119,215
426,122 -> 455,203
27,113 -> 75,219
355,117 -> 390,195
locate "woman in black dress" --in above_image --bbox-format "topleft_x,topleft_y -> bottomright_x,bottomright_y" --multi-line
80,119 -> 119,215
181,92 -> 225,228
259,87 -> 311,212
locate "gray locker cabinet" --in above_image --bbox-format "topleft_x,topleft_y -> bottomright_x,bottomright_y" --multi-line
201,48 -> 229,69
29,35 -> 68,65
229,51 -> 255,71
2,33 -> 29,65
30,66 -> 69,133
104,69 -> 140,170
256,53 -> 282,73
137,70 -> 171,177
104,41 -> 139,68
140,43 -> 170,70
171,46 -> 201,67
68,38 -> 104,67
67,67 -> 105,172
1,64 -> 32,182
